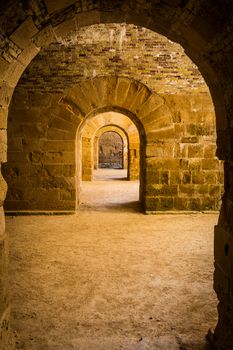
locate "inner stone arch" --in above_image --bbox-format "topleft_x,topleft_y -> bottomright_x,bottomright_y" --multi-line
77,109 -> 143,208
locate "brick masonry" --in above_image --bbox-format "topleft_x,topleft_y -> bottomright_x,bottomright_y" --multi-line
3,75 -> 223,212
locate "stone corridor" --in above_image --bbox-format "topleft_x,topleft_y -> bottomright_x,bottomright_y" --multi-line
2,1 -> 233,348
7,172 -> 218,349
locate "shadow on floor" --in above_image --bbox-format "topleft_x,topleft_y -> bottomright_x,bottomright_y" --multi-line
93,176 -> 128,181
79,200 -> 142,213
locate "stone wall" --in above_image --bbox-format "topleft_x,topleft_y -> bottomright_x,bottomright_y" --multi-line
16,23 -> 206,96
3,77 -> 223,213
146,93 -> 224,212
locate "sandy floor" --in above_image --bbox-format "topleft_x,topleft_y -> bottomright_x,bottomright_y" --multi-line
7,169 -> 218,349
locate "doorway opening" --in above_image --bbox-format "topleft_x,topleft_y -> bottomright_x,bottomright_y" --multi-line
78,111 -> 142,211
94,126 -> 128,182
98,131 -> 124,169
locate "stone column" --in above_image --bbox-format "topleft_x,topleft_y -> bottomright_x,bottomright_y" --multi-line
82,137 -> 93,181
0,114 -> 15,349
213,158 -> 233,349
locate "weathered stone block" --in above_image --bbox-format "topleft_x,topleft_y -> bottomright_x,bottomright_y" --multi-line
3,60 -> 26,87
47,128 -> 74,140
146,171 -> 159,184
0,169 -> 8,208
0,207 -> 5,239
0,107 -> 8,129
181,136 -> 198,143
192,171 -> 205,184
10,17 -> 38,49
180,159 -> 189,170
33,25 -> 57,48
202,158 -> 220,170
195,184 -> 209,195
204,144 -> 216,158
186,123 -> 212,136
138,93 -> 164,120
205,171 -> 217,184
159,197 -> 174,210
146,143 -> 174,158
39,175 -> 75,190
182,171 -> 191,184
146,126 -> 176,141
28,92 -> 53,107
0,82 -> 14,107
44,0 -> 76,14
145,197 -> 161,212
147,184 -> 178,196
7,152 -> 27,163
60,188 -> 75,200
217,171 -> 224,184
54,18 -> 77,39
188,159 -> 201,171
188,198 -> 201,211
142,105 -> 172,130
6,137 -> 22,152
201,197 -> 216,210
179,185 -> 195,196
76,10 -> 101,27
188,144 -> 203,158
170,171 -> 181,185
0,58 -> 10,81
174,143 -> 187,158
209,185 -> 221,197
0,130 -> 7,163
147,158 -> 180,171
43,151 -> 75,164
159,171 -> 169,185
50,117 -> 75,133
17,42 -> 40,66
42,140 -> 74,152
174,197 -> 189,210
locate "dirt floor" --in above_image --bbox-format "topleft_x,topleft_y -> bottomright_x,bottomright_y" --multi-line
7,169 -> 218,350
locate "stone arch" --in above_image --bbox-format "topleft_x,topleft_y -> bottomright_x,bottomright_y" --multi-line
73,84 -> 147,207
3,75 -> 222,214
0,2 -> 233,348
98,130 -> 124,169
82,119 -> 140,182
94,126 -> 128,171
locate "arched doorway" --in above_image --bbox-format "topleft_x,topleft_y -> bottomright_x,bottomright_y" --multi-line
78,110 -> 142,210
98,131 -> 124,169
94,126 -> 128,173
0,3 -> 231,347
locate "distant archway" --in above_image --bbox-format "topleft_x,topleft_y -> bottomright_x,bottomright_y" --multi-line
94,126 -> 128,172
98,131 -> 124,169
